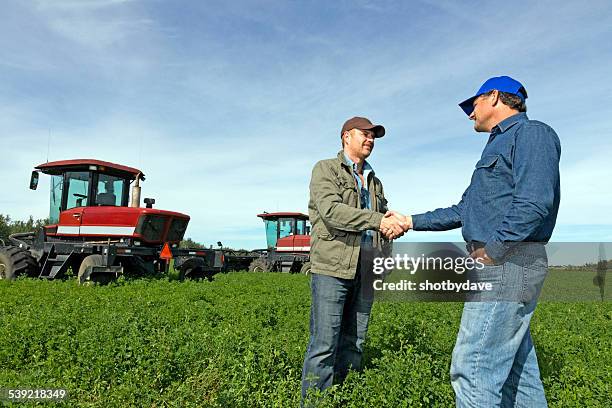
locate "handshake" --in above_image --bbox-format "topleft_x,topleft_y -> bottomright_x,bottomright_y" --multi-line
379,210 -> 412,240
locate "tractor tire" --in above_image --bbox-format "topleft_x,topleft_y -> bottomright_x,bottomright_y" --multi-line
299,261 -> 312,275
179,267 -> 215,282
0,246 -> 38,280
78,255 -> 114,285
248,257 -> 271,272
123,257 -> 156,277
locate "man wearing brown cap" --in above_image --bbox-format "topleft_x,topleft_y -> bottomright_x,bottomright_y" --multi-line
301,117 -> 405,402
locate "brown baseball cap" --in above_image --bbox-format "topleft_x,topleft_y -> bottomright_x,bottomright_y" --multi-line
340,116 -> 385,138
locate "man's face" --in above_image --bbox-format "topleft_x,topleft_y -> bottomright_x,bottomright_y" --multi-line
344,128 -> 375,159
469,92 -> 496,133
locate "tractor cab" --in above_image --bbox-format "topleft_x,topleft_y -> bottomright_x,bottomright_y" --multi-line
250,212 -> 311,273
30,159 -> 189,245
31,159 -> 144,224
257,212 -> 310,251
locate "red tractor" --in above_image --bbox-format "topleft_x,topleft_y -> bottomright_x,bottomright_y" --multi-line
0,159 -> 225,283
248,212 -> 311,274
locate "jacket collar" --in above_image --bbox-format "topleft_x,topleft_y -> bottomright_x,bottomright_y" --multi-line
337,150 -> 351,167
337,150 -> 374,175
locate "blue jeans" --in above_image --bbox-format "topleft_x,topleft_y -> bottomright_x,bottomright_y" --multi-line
451,246 -> 548,407
301,271 -> 373,401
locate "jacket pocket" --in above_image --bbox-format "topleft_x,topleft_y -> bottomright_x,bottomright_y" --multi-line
314,231 -> 348,267
318,230 -> 347,240
338,179 -> 358,206
338,177 -> 355,188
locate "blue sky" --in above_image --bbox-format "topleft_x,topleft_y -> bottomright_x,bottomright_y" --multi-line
1,0 -> 611,249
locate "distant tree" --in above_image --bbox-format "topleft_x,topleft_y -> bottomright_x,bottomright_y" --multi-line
179,238 -> 205,249
0,215 -> 11,244
178,238 -> 249,252
0,214 -> 48,244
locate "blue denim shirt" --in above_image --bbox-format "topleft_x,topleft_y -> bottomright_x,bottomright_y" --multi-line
412,113 -> 561,262
344,153 -> 374,247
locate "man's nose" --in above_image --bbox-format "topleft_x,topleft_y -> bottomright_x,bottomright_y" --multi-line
468,111 -> 476,121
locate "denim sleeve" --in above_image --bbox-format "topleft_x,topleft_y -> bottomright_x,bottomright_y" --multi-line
411,188 -> 467,231
485,123 -> 561,261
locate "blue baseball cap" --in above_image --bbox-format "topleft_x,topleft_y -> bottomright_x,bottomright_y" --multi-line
459,76 -> 528,116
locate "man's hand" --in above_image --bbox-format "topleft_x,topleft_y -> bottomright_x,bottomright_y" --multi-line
469,247 -> 494,265
380,210 -> 412,240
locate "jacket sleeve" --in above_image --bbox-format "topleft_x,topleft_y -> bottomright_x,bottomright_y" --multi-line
310,161 -> 384,232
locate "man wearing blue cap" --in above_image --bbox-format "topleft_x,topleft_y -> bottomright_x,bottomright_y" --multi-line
386,76 -> 560,407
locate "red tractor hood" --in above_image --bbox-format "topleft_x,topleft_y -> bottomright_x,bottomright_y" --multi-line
49,207 -> 190,244
276,234 -> 310,253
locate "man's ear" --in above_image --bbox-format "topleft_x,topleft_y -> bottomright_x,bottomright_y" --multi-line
343,131 -> 350,144
490,90 -> 500,107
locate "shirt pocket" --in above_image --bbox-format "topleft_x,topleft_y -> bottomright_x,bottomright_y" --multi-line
474,155 -> 503,194
475,155 -> 500,171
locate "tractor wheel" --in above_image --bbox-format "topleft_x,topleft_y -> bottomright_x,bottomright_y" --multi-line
248,258 -> 271,273
179,267 -> 215,282
176,266 -> 190,281
0,246 -> 38,280
300,261 -> 312,275
78,255 -> 114,285
123,257 -> 156,277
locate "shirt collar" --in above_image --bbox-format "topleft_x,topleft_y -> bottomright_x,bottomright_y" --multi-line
343,152 -> 373,175
491,112 -> 528,135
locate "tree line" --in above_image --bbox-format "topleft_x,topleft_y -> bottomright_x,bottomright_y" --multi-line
0,215 -> 48,244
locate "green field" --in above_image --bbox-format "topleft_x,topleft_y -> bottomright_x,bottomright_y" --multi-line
1,273 -> 610,407
540,268 -> 611,301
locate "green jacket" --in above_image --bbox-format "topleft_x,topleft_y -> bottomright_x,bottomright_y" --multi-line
308,150 -> 391,279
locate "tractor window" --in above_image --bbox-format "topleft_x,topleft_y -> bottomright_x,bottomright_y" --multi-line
49,175 -> 63,224
95,174 -> 125,206
65,171 -> 90,209
278,218 -> 295,239
296,219 -> 308,235
264,220 -> 278,249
